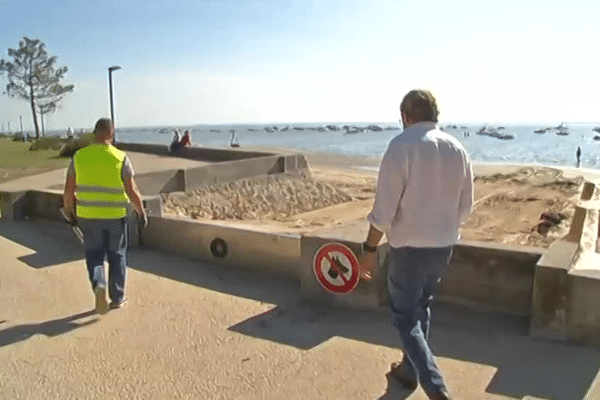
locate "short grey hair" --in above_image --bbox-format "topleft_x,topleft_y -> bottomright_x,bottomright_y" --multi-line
400,89 -> 439,123
93,118 -> 113,137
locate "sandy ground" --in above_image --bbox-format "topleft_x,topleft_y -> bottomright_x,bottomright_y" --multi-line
0,142 -> 586,248
162,164 -> 584,248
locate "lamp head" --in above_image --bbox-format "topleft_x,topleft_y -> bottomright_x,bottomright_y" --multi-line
108,65 -> 122,72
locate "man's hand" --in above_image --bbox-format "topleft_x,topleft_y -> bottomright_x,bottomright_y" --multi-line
357,251 -> 376,281
139,212 -> 148,228
60,207 -> 77,226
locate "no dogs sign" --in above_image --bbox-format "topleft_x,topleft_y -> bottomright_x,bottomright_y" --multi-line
313,243 -> 360,294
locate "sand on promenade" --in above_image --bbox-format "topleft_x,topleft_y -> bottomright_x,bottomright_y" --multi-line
162,148 -> 591,248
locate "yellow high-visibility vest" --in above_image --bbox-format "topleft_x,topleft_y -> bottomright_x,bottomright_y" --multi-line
74,144 -> 129,219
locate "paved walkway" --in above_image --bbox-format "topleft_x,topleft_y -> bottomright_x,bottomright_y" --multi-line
1,219 -> 599,400
0,151 -> 207,193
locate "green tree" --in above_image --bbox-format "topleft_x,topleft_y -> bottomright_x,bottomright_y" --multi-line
0,37 -> 74,139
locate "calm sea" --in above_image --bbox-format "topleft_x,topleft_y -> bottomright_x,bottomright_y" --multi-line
61,122 -> 600,169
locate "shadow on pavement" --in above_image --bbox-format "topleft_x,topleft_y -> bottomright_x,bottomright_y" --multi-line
0,220 -> 83,268
129,248 -> 600,400
0,310 -> 97,348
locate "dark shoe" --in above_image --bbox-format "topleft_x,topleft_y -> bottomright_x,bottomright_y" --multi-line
109,297 -> 128,309
94,286 -> 109,315
389,361 -> 418,391
428,388 -> 453,400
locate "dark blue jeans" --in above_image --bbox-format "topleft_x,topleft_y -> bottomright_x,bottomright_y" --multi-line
79,218 -> 129,303
388,246 -> 453,396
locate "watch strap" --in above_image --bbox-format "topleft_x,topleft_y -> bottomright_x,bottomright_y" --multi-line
362,242 -> 377,253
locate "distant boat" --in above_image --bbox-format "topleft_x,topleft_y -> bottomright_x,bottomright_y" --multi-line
593,127 -> 600,133
554,122 -> 567,130
342,125 -> 361,134
476,126 -> 488,135
367,125 -> 383,132
551,122 -> 569,136
497,134 -> 515,140
594,135 -> 600,141
534,128 -> 550,134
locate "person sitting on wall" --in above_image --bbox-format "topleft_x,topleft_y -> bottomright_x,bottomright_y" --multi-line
169,130 -> 181,154
179,130 -> 192,147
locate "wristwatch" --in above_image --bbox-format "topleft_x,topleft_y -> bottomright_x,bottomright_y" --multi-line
362,242 -> 377,253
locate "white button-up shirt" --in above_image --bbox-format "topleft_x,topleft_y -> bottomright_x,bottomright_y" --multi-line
368,121 -> 473,248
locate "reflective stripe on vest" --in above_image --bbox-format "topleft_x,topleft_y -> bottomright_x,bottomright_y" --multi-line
74,144 -> 129,219
77,185 -> 126,194
77,200 -> 130,208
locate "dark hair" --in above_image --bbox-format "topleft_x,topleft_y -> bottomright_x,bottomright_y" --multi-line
400,89 -> 439,123
93,118 -> 113,136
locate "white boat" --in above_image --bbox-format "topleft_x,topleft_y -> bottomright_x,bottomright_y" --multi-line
476,126 -> 488,135
554,122 -> 567,130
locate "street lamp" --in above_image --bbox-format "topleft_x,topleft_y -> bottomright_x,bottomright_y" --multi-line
108,65 -> 122,144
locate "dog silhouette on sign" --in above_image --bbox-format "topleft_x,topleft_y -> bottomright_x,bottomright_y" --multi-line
327,256 -> 350,279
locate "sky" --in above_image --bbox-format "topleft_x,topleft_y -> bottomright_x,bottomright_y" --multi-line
0,0 -> 599,132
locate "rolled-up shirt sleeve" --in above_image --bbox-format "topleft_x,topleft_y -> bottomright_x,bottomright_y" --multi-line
367,144 -> 405,235
458,157 -> 474,224
121,156 -> 135,180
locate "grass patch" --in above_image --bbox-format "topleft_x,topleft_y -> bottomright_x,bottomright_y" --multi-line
29,136 -> 65,151
0,138 -> 71,184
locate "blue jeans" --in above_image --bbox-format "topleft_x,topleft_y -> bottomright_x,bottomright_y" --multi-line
388,246 -> 453,396
79,218 -> 129,303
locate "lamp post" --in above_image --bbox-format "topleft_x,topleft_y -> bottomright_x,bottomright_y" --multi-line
108,65 -> 122,144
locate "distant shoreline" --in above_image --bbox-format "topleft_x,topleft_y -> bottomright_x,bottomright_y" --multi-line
10,121 -> 600,138
238,145 -> 600,178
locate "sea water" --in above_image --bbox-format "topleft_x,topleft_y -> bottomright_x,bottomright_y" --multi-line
107,122 -> 600,169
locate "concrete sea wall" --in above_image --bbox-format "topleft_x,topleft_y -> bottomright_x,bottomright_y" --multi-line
3,146 -> 600,347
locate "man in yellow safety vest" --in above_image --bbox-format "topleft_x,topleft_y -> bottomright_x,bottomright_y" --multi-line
63,118 -> 148,314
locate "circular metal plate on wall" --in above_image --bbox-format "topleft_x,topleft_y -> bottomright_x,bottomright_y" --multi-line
210,238 -> 228,258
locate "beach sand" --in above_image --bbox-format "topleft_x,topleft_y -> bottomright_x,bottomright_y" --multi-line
162,148 -> 591,248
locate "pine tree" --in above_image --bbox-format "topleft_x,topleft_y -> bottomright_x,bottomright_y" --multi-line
0,37 -> 74,139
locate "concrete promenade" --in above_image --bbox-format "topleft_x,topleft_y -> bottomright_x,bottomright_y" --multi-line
1,219 -> 600,400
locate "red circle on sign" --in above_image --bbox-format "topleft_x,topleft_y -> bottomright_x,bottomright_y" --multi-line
313,242 -> 360,294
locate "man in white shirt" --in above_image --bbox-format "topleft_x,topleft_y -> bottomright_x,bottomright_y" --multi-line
359,89 -> 473,400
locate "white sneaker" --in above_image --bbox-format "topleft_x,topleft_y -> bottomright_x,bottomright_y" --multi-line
94,286 -> 109,315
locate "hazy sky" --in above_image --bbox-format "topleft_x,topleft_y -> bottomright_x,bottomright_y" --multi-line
0,0 -> 598,131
